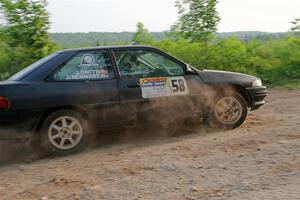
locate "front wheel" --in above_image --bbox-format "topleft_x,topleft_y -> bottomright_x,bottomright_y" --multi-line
39,110 -> 89,155
206,92 -> 248,130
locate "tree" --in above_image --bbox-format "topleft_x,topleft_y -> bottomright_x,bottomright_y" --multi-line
290,18 -> 300,32
0,0 -> 57,61
174,0 -> 220,43
132,22 -> 155,44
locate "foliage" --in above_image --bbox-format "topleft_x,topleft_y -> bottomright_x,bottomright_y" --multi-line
50,32 -> 167,48
173,0 -> 220,43
144,34 -> 300,86
290,18 -> 300,32
0,0 -> 57,79
48,31 -> 290,49
133,22 -> 155,44
0,1 -> 299,88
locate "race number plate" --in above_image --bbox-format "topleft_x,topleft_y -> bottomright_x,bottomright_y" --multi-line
140,76 -> 189,98
169,76 -> 189,96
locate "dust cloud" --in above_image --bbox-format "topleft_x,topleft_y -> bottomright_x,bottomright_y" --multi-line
0,85 -> 233,165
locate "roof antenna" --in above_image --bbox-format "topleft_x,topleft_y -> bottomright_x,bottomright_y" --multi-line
131,41 -> 137,45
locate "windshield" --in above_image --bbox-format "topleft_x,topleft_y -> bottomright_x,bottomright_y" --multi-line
9,53 -> 59,81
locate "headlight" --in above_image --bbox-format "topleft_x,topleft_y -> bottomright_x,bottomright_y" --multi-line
252,79 -> 262,87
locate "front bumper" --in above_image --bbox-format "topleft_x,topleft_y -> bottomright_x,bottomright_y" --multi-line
246,86 -> 268,110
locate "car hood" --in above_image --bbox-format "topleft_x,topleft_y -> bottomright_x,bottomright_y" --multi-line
196,69 -> 258,87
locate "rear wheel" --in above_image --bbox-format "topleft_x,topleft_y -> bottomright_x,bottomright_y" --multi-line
39,110 -> 89,155
207,92 -> 248,129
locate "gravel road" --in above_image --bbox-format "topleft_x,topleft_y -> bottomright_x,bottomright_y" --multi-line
0,89 -> 299,200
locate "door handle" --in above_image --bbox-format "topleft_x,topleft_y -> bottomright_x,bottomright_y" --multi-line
127,83 -> 140,88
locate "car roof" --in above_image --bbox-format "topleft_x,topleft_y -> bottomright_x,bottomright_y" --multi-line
58,45 -> 158,53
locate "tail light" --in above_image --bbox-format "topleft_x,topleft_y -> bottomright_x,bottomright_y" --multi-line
0,96 -> 10,110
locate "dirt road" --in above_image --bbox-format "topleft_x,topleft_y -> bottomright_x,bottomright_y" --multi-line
0,89 -> 299,200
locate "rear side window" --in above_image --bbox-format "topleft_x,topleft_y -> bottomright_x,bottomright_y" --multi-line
54,50 -> 114,81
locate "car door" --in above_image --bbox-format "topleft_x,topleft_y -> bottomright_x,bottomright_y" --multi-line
112,47 -> 197,125
46,49 -> 122,128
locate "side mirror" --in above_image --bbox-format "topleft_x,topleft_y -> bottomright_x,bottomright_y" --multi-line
185,65 -> 197,75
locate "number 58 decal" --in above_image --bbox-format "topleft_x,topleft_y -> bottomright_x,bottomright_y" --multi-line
169,76 -> 189,96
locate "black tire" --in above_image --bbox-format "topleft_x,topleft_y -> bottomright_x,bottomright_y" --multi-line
206,92 -> 248,130
39,109 -> 89,156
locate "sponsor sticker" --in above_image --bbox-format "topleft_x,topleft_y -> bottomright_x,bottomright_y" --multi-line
141,77 -> 168,87
80,54 -> 99,67
66,69 -> 109,80
140,76 -> 189,98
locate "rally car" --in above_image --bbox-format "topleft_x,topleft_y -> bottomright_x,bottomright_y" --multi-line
0,46 -> 267,154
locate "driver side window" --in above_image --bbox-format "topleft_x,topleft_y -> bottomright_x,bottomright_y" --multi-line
113,49 -> 184,78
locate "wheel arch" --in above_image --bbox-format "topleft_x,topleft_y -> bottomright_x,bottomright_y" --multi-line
34,106 -> 90,135
214,84 -> 251,107
204,84 -> 249,129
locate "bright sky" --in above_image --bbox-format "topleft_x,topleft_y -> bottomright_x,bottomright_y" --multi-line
47,0 -> 300,33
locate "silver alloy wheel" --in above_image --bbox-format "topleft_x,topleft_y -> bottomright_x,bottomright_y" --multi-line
48,116 -> 83,150
214,96 -> 243,125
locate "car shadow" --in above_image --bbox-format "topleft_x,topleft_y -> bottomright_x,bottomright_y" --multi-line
90,124 -> 218,149
0,124 -> 220,167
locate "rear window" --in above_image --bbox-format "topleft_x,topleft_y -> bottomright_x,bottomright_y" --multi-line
9,53 -> 59,81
